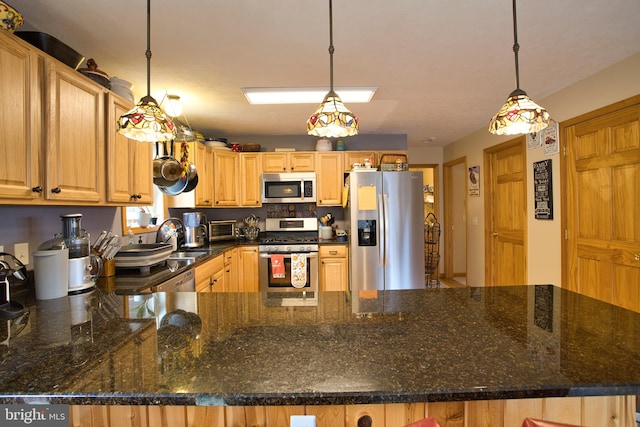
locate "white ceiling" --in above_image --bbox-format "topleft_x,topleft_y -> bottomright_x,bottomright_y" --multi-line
12,0 -> 640,147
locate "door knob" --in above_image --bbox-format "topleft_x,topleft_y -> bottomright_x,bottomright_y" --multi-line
635,253 -> 640,261
491,232 -> 498,237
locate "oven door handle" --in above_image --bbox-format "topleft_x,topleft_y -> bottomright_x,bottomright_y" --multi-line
259,253 -> 318,259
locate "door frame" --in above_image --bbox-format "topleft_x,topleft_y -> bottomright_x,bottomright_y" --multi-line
443,157 -> 467,281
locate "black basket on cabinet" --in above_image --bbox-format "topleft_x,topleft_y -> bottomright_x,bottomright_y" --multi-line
424,213 -> 440,288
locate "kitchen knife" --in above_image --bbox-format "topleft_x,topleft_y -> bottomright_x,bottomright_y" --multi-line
97,231 -> 113,253
93,230 -> 108,250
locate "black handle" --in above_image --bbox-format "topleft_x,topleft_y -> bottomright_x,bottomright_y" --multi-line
51,187 -> 61,194
31,186 -> 43,193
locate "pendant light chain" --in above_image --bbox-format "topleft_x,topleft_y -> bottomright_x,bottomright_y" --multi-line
328,0 -> 334,91
511,0 -> 520,91
145,0 -> 152,97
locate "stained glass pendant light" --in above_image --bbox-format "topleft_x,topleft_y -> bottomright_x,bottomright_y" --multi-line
307,0 -> 358,138
118,0 -> 176,142
488,0 -> 549,135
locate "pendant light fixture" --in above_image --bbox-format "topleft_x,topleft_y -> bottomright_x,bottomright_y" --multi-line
117,0 -> 176,142
488,0 -> 549,136
306,0 -> 358,138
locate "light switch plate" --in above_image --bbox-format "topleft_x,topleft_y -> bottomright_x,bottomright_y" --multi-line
14,242 -> 29,265
290,415 -> 316,427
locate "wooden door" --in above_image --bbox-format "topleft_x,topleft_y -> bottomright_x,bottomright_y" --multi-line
46,58 -> 104,202
238,246 -> 259,292
213,151 -> 239,206
564,98 -> 640,312
316,152 -> 343,206
443,157 -> 467,283
484,139 -> 527,286
0,31 -> 42,201
240,153 -> 262,206
195,143 -> 213,207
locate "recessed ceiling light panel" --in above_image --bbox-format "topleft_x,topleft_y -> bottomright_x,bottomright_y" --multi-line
242,86 -> 377,104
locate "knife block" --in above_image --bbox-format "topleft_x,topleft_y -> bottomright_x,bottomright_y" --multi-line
100,259 -> 115,277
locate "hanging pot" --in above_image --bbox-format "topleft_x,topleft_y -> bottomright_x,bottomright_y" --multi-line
153,141 -> 182,187
182,172 -> 198,193
158,175 -> 189,196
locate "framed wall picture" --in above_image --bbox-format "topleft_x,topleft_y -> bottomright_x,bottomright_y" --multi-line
543,122 -> 559,155
533,159 -> 553,219
468,166 -> 480,197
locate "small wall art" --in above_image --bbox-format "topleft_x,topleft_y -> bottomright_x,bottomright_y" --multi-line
468,165 -> 480,197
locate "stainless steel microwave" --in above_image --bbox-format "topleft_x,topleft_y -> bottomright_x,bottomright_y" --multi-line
261,172 -> 317,203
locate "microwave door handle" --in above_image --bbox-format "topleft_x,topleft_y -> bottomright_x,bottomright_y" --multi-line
300,179 -> 304,201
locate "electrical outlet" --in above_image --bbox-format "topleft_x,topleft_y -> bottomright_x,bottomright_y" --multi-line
0,245 -> 4,253
290,415 -> 316,427
14,242 -> 29,265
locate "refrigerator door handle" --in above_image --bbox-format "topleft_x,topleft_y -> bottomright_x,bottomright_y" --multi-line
382,193 -> 390,267
378,193 -> 385,267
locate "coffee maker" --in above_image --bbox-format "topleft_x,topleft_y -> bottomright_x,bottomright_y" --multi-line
60,214 -> 98,293
182,212 -> 207,248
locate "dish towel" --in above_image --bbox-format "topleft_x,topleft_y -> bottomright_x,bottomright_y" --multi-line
290,253 -> 307,288
271,254 -> 285,279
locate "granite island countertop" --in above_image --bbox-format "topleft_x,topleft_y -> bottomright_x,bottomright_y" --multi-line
0,285 -> 638,406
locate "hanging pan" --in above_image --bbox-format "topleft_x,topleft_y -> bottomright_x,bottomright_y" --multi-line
182,162 -> 198,193
153,141 -> 182,187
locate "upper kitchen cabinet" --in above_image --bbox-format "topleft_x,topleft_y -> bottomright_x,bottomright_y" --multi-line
106,94 -> 153,205
316,152 -> 343,206
344,151 -> 376,171
45,57 -> 105,203
0,31 -> 42,202
213,151 -> 240,206
262,152 -> 315,172
194,142 -> 214,207
240,153 -> 262,207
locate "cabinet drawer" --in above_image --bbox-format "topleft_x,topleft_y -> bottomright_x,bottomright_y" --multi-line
319,245 -> 348,257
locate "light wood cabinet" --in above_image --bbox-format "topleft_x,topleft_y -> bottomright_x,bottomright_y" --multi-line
106,94 -> 153,205
45,57 -> 105,203
223,248 -> 239,292
262,152 -> 315,172
344,151 -> 376,171
240,153 -> 262,207
319,244 -> 349,291
194,254 -> 225,293
194,142 -> 214,207
238,246 -> 259,292
213,151 -> 240,206
316,152 -> 343,206
0,30 -> 42,202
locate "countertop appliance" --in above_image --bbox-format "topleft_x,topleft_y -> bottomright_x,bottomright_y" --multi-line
347,170 -> 425,293
261,172 -> 316,203
258,218 -> 318,301
183,212 -> 207,248
208,220 -> 236,242
151,269 -> 195,292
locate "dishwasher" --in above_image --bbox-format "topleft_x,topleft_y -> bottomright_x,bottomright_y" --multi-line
151,269 -> 195,292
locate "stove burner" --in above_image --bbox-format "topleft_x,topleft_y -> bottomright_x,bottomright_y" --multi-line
260,232 -> 318,245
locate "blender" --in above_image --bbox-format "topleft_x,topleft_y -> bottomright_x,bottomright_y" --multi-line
182,212 -> 207,248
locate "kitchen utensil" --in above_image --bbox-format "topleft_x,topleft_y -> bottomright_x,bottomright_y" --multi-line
243,226 -> 260,241
153,141 -> 181,187
93,230 -> 108,250
244,214 -> 259,228
182,172 -> 198,193
158,175 -> 189,196
33,248 -> 69,300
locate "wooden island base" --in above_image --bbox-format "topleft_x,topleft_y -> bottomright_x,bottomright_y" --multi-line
71,395 -> 636,427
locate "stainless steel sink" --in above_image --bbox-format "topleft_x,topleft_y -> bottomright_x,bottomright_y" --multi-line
167,251 -> 209,261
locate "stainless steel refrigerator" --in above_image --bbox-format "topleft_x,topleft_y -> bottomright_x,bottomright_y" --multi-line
347,170 -> 425,292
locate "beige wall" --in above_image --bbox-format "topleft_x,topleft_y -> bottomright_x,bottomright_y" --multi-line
441,52 -> 640,287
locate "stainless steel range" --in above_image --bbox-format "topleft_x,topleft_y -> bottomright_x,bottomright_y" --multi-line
258,218 -> 318,301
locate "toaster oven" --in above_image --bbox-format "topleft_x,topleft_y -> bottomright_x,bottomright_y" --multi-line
208,220 -> 237,241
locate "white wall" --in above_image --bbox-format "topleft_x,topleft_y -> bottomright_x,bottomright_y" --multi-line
443,52 -> 640,287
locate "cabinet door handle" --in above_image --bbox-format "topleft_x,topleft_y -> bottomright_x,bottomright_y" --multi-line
31,186 -> 43,193
329,251 -> 338,255
51,187 -> 61,194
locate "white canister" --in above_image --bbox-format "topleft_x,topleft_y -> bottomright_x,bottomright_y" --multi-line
319,225 -> 333,240
33,248 -> 69,300
315,138 -> 332,151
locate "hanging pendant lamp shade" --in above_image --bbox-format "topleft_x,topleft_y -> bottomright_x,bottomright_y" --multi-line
118,0 -> 176,142
488,0 -> 549,136
307,0 -> 358,138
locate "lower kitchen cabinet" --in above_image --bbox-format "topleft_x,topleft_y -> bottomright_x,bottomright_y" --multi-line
70,395 -> 635,427
238,246 -> 259,292
195,254 -> 225,292
319,244 -> 349,291
223,248 -> 239,292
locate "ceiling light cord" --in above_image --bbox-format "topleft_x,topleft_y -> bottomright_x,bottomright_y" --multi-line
511,0 -> 520,91
145,0 -> 152,97
328,0 -> 335,91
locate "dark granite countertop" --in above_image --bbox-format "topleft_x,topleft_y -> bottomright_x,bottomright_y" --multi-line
0,285 -> 638,406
